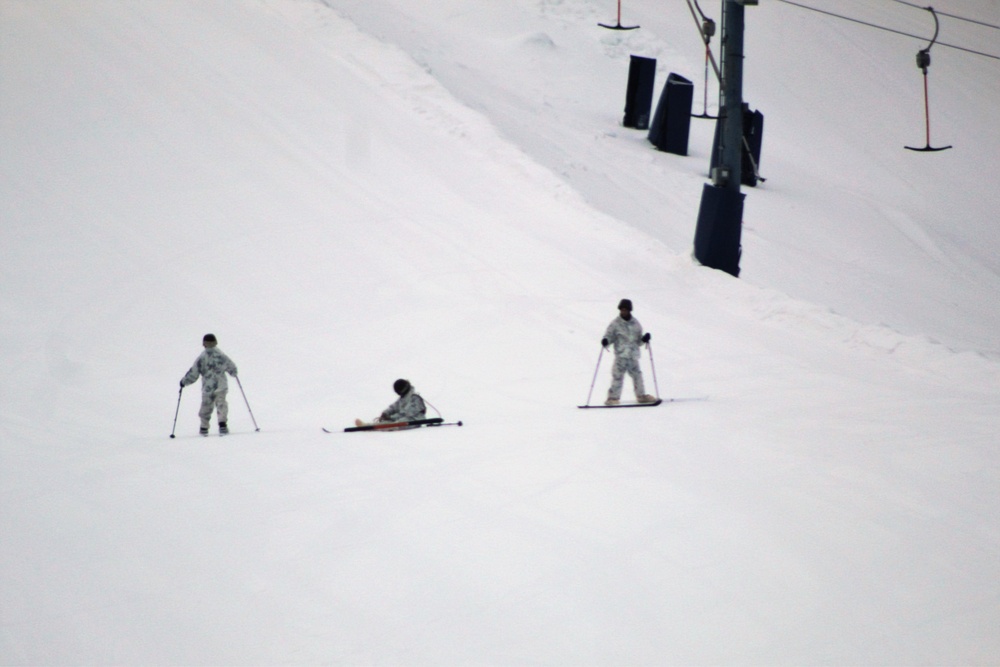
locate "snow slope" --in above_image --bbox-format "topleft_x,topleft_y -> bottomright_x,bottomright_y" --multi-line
1,0 -> 998,664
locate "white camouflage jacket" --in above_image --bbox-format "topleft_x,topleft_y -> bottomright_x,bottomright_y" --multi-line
181,347 -> 238,395
604,315 -> 645,360
380,388 -> 427,422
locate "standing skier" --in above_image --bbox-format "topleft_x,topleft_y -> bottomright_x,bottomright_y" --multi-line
180,333 -> 238,435
356,379 -> 426,427
602,299 -> 656,405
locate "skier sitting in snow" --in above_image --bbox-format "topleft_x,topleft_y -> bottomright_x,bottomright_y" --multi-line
602,299 -> 656,406
356,379 -> 426,427
180,333 -> 239,435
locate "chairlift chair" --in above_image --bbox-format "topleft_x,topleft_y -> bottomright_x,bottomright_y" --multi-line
599,0 -> 639,30
905,6 -> 952,152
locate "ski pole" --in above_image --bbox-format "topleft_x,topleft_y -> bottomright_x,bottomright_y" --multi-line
169,386 -> 183,439
235,376 -> 260,432
585,345 -> 606,407
646,340 -> 661,399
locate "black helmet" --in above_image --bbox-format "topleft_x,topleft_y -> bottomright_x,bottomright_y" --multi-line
203,333 -> 217,344
617,299 -> 633,311
393,379 -> 411,395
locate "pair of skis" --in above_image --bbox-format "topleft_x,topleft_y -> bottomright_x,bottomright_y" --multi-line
325,417 -> 463,434
578,397 -> 710,409
578,399 -> 662,409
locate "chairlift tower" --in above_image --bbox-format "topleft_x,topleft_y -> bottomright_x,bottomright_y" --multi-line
693,0 -> 756,277
717,0 -> 753,191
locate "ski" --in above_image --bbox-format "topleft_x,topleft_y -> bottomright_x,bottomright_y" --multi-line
169,430 -> 252,439
577,396 -> 708,409
346,417 -> 443,432
325,417 -> 463,433
578,399 -> 662,409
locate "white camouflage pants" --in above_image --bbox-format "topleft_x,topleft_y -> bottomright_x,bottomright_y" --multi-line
608,356 -> 646,400
198,390 -> 229,429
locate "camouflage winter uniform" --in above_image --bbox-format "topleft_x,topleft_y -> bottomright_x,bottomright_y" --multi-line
604,314 -> 647,401
181,347 -> 238,430
380,387 -> 426,422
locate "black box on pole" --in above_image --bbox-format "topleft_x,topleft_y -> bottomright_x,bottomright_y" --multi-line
648,73 -> 694,155
741,107 -> 764,186
623,55 -> 657,129
710,103 -> 764,186
693,183 -> 744,277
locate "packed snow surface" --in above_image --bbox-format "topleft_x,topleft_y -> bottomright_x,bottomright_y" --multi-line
2,0 -> 998,664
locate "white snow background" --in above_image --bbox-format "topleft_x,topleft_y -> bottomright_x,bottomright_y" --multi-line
2,0 -> 999,664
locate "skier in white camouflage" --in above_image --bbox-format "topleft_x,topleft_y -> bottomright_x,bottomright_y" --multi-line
602,299 -> 656,406
180,333 -> 239,435
355,379 -> 427,427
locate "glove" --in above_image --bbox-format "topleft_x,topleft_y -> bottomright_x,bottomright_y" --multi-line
601,338 -> 609,348
642,333 -> 651,343
179,380 -> 185,388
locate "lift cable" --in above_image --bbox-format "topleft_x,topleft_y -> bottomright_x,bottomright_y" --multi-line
889,0 -> 1000,31
775,0 -> 1000,61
